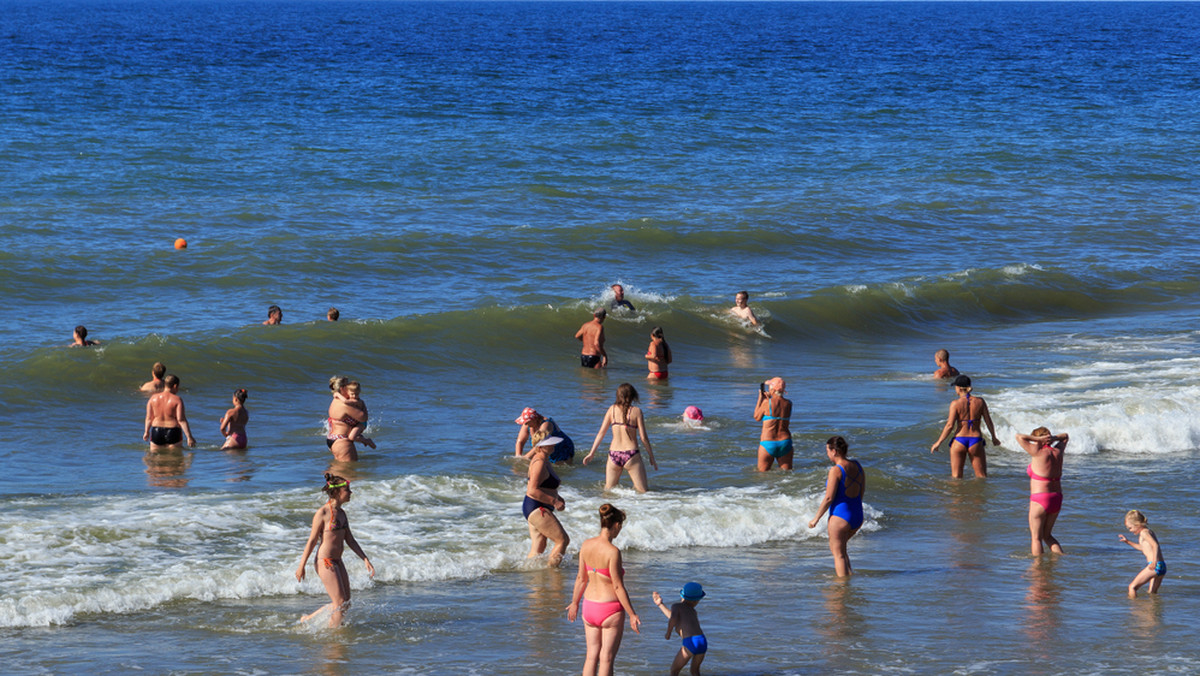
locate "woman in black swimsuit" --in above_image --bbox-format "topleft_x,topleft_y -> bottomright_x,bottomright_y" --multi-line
523,437 -> 570,567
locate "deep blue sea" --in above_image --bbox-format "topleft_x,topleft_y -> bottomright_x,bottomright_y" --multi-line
2,1 -> 1200,673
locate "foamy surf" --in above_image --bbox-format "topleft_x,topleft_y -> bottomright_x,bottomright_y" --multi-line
0,474 -> 879,628
991,353 -> 1200,455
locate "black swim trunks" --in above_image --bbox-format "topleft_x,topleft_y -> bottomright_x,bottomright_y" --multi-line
581,354 -> 602,368
150,426 -> 183,445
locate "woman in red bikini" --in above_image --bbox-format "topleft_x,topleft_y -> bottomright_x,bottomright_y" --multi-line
1016,427 -> 1069,556
583,383 -> 658,493
568,504 -> 641,676
295,473 -> 375,627
644,326 -> 672,380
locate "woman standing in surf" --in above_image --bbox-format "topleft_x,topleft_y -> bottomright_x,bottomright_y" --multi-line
568,504 -> 641,676
930,375 -> 1000,478
583,383 -> 658,493
295,473 -> 374,627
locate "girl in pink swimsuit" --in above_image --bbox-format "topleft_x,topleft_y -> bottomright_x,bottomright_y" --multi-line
219,388 -> 249,450
568,504 -> 641,676
1016,427 -> 1069,556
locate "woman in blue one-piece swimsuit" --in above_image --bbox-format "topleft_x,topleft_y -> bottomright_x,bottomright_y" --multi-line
809,436 -> 866,577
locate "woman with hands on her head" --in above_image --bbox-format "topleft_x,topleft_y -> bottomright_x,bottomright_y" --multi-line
295,473 -> 374,627
809,436 -> 865,577
1016,427 -> 1068,556
568,504 -> 641,676
930,375 -> 1000,478
584,383 -> 658,492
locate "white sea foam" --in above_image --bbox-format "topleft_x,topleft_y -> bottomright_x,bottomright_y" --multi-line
0,475 -> 881,627
990,353 -> 1200,455
1001,262 -> 1042,276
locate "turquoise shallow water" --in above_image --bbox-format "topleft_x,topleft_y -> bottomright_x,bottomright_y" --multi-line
3,1 -> 1200,673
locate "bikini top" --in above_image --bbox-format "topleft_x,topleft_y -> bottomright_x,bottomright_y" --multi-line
611,407 -> 638,429
329,413 -> 361,427
1027,447 -> 1062,482
325,502 -> 347,532
763,400 -> 783,421
588,562 -> 625,578
958,394 -> 977,430
539,467 -> 561,491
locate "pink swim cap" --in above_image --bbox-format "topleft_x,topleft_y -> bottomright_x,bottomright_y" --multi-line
683,406 -> 703,421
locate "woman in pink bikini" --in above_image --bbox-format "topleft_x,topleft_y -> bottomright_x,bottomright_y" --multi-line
583,383 -> 658,493
568,504 -> 641,676
295,473 -> 375,627
1016,427 -> 1069,556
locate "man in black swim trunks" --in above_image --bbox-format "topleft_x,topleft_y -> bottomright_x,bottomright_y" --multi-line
574,308 -> 608,369
143,374 -> 196,449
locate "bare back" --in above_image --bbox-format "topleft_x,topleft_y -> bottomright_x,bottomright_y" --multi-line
148,392 -> 184,427
756,395 -> 792,441
578,535 -> 622,602
576,320 -> 604,355
609,405 -> 642,451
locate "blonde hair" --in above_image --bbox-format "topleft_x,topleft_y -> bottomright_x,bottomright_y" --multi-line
1125,509 -> 1147,526
935,349 -> 949,362
346,381 -> 361,395
329,375 -> 348,392
1031,426 -> 1051,438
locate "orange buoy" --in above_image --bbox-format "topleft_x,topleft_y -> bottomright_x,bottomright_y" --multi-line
174,238 -> 188,249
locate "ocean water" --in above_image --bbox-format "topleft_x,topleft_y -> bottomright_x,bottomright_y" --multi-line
3,1 -> 1200,673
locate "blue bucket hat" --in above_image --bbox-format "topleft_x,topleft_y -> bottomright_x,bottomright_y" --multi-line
680,582 -> 706,600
